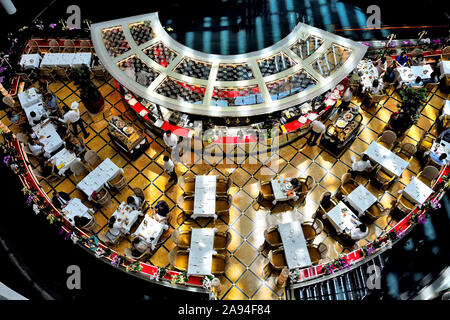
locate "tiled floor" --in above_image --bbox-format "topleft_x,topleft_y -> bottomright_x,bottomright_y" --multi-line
1,74 -> 448,300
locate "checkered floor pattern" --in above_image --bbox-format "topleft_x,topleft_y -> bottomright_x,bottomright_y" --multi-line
1,74 -> 448,300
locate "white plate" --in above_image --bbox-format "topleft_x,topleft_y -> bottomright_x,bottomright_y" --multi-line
298,116 -> 307,124
307,113 -> 318,121
336,84 -> 344,91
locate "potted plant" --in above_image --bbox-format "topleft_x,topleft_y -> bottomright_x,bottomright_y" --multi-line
388,86 -> 427,134
71,64 -> 105,114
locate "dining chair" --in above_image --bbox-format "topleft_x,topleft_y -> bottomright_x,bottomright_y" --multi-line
302,219 -> 324,242
55,67 -> 71,82
183,195 -> 195,215
84,150 -> 102,170
48,39 -> 60,53
39,67 -> 57,81
307,243 -> 328,264
216,178 -> 231,195
377,130 -> 397,149
417,165 -> 440,187
133,187 -> 150,213
168,248 -> 189,272
211,254 -> 227,275
258,181 -> 274,201
182,178 -> 195,196
216,194 -> 231,215
92,188 -> 112,207
365,201 -> 392,222
374,167 -> 396,190
395,142 -> 417,162
78,40 -> 92,53
16,72 -> 34,84
171,229 -> 192,249
97,231 -> 121,246
299,175 -> 315,195
82,215 -> 99,233
27,40 -> 41,54
395,194 -> 416,215
417,132 -> 435,154
213,231 -> 232,250
69,160 -> 89,182
108,173 -> 127,192
63,39 -> 75,53
264,226 -> 282,247
269,247 -> 287,270
336,173 -> 358,199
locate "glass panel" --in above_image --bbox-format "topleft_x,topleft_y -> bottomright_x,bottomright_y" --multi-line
311,44 -> 352,77
266,70 -> 316,100
257,52 -> 296,77
102,26 -> 131,58
129,21 -> 155,46
117,55 -> 159,87
212,85 -> 263,106
156,78 -> 206,104
143,42 -> 178,68
289,36 -> 324,60
217,63 -> 254,81
173,57 -> 211,80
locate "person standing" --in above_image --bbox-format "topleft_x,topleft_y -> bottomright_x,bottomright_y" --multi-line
339,86 -> 354,111
305,119 -> 325,147
56,102 -> 89,139
163,130 -> 178,154
350,154 -> 372,178
51,191 -> 71,210
163,155 -> 178,184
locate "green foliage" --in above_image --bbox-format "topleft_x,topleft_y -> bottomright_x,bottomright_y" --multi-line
71,65 -> 100,104
398,86 -> 427,127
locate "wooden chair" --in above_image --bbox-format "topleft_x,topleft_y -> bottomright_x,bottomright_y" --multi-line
55,67 -> 71,81
39,67 -> 56,81
78,40 -> 92,53
264,226 -> 282,247
417,165 -> 440,187
171,229 -> 192,249
97,231 -> 121,246
307,243 -> 328,264
123,247 -> 148,261
259,181 -> 274,201
182,178 -> 195,196
216,194 -> 231,215
16,72 -> 34,84
49,39 -> 60,53
336,173 -> 358,199
84,150 -> 102,170
317,191 -> 339,219
69,160 -> 89,182
63,39 -> 75,53
269,247 -> 287,270
299,175 -> 315,196
395,194 -> 416,215
377,130 -> 397,149
426,155 -> 445,170
374,167 -> 396,190
211,254 -> 227,275
183,195 -> 194,215
82,216 -> 99,233
395,142 -> 417,162
168,248 -> 189,272
442,46 -> 450,61
108,173 -> 127,192
92,188 -> 111,207
216,178 -> 231,195
301,219 -> 324,242
417,132 -> 435,154
133,187 -> 150,213
367,93 -> 387,109
92,65 -> 108,79
32,168 -> 60,184
27,40 -> 41,54
214,232 -> 231,250
365,202 -> 392,222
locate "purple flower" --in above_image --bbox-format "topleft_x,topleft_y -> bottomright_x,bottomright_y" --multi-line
0,77 -> 4,83
36,24 -> 44,30
69,27 -> 75,31
418,215 -> 428,224
402,41 -> 412,45
0,67 -> 7,73
49,23 -> 57,29
3,155 -> 11,165
12,38 -> 18,43
362,42 -> 372,47
26,195 -> 34,206
433,39 -> 441,44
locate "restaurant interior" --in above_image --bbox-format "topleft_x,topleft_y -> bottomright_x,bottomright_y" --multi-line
0,0 -> 449,302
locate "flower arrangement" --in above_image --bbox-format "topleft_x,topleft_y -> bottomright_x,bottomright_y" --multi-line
171,271 -> 188,285
289,269 -> 301,282
202,275 -> 214,289
423,198 -> 441,211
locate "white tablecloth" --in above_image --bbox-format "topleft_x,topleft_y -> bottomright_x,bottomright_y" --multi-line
77,158 -> 121,199
49,148 -> 79,175
443,100 -> 450,117
193,176 -> 217,219
356,60 -> 380,89
132,215 -> 167,250
61,198 -> 93,226
325,201 -> 361,234
111,202 -> 142,234
271,177 -> 296,203
403,176 -> 434,205
394,65 -> 433,85
430,140 -> 450,164
18,88 -> 42,108
187,228 -> 215,276
278,221 -> 312,269
20,54 -> 41,69
33,121 -> 64,155
440,61 -> 450,76
346,185 -> 377,215
24,102 -> 48,126
364,141 -> 409,177
71,52 -> 92,67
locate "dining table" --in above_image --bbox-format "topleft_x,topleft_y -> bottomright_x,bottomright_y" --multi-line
278,221 -> 312,269
20,54 -> 42,70
442,100 -> 450,117
131,214 -> 168,251
40,52 -> 92,68
402,176 -> 434,205
76,158 -> 122,200
356,59 -> 380,90
364,141 -> 409,177
187,228 -> 216,276
430,139 -> 450,163
192,176 -> 217,219
49,148 -> 80,175
271,176 -> 297,204
324,201 -> 361,234
346,185 -> 377,216
61,198 -> 93,226
18,88 -> 42,108
439,61 -> 450,77
394,65 -> 433,86
32,121 -> 64,156
24,102 -> 49,126
111,202 -> 143,235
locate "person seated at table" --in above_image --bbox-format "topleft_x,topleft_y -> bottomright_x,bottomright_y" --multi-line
64,136 -> 84,156
395,51 -> 409,67
153,200 -> 170,223
350,224 -> 369,241
105,216 -> 122,243
411,54 -> 425,66
51,191 -> 71,210
441,128 -> 450,143
422,71 -> 440,85
363,78 -> 383,95
428,152 -> 448,166
127,195 -> 142,211
374,57 -> 387,76
29,111 -> 41,126
382,67 -> 395,84
54,121 -> 70,139
408,76 -> 423,87
6,110 -> 19,124
28,138 -> 45,156
74,215 -> 91,229
289,178 -> 301,193
350,154 -> 372,178
131,238 -> 151,257
44,93 -> 59,114
39,158 -> 56,178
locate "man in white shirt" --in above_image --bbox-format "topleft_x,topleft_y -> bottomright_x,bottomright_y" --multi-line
306,119 -> 326,147
339,86 -> 354,110
350,154 -> 372,178
58,103 -> 89,139
163,155 -> 177,184
350,224 -> 369,241
28,138 -> 45,156
163,130 -> 178,154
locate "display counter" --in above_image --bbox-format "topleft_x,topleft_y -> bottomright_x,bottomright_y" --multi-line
107,116 -> 149,159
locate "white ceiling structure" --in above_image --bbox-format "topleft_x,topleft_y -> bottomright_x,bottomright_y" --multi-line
91,12 -> 367,117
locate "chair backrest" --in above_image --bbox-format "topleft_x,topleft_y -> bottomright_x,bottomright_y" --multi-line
63,39 -> 75,52
317,242 -> 328,256
341,172 -> 353,185
70,160 -> 87,175
2,96 -> 15,108
28,40 -> 40,53
399,142 -> 417,158
305,175 -> 315,189
49,39 -> 60,53
16,132 -> 29,144
379,130 -> 397,147
422,165 -> 440,182
312,219 -> 323,235
94,188 -> 111,206
79,40 -> 91,52
133,187 -> 145,200
84,150 -> 101,167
